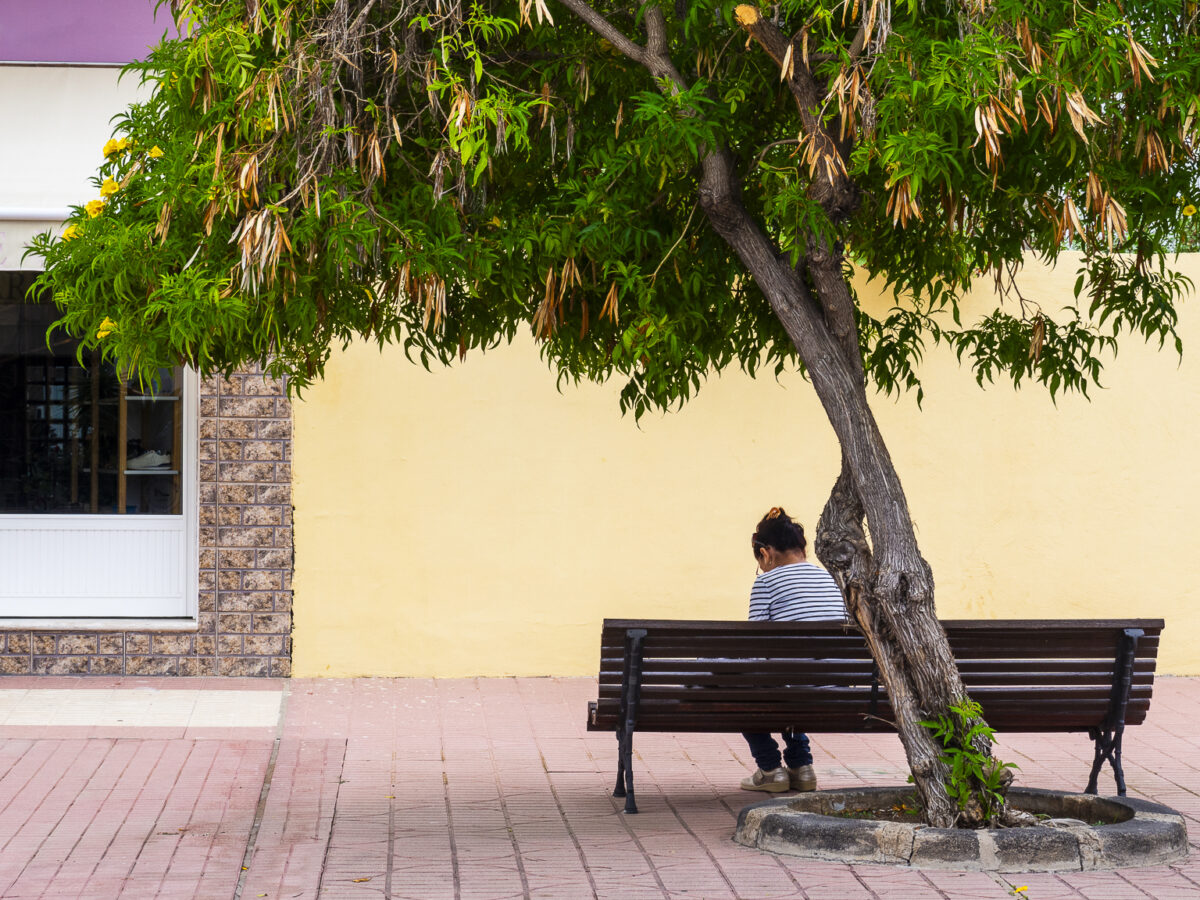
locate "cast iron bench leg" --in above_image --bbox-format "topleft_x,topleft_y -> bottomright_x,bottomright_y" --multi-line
613,628 -> 647,814
1086,627 -> 1141,796
1086,727 -> 1127,796
618,726 -> 636,812
613,725 -> 626,797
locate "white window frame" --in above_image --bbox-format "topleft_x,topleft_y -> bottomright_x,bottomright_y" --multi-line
0,369 -> 199,622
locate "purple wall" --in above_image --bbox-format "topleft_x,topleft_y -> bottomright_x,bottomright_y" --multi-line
0,0 -> 178,64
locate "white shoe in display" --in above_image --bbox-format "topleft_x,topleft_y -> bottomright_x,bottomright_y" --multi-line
127,450 -> 171,469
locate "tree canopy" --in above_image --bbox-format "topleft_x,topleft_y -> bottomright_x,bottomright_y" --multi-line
30,0 -> 1200,414
25,0 -> 1200,827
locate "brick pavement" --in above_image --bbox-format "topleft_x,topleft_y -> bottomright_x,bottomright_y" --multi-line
0,676 -> 1195,899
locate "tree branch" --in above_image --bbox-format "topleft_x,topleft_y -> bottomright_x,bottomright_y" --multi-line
733,5 -> 857,223
554,0 -> 647,64
556,0 -> 689,88
734,4 -> 862,373
555,0 -> 849,380
644,4 -> 669,57
805,236 -> 864,380
847,17 -> 869,59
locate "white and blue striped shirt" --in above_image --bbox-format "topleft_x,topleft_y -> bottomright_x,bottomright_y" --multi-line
749,562 -> 847,622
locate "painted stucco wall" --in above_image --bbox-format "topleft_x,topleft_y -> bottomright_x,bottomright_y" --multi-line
291,254 -> 1200,677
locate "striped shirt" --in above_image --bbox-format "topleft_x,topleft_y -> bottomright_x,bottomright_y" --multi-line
749,562 -> 847,623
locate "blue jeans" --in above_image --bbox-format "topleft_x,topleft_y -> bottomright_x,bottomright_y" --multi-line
742,729 -> 813,771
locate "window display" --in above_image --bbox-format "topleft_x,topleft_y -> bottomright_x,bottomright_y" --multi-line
0,271 -> 182,515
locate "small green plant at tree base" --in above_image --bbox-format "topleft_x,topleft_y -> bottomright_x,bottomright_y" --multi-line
919,698 -> 1018,826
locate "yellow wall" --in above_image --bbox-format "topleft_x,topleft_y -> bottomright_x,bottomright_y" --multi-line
292,254 -> 1200,676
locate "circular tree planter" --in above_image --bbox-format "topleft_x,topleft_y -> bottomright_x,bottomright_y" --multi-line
735,787 -> 1188,872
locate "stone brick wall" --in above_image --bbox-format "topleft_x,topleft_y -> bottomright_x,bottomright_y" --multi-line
0,368 -> 293,677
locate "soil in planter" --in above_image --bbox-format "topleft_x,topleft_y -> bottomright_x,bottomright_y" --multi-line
829,793 -> 926,823
828,793 -> 1122,828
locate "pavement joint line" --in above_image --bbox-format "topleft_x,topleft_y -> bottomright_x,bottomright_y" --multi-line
386,734 -> 396,900
657,787 -> 741,898
536,747 -> 600,900
709,739 -> 843,898
603,755 -> 674,900
438,684 -> 464,900
8,738 -> 100,893
1116,868 -> 1166,899
312,737 -> 350,899
232,679 -> 290,900
484,680 -> 532,900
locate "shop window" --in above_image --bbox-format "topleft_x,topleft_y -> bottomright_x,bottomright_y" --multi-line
0,272 -> 183,515
0,271 -> 198,618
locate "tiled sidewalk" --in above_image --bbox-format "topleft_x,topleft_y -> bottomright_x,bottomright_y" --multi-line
0,676 -> 1195,899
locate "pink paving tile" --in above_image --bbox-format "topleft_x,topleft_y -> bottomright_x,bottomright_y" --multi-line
0,736 -> 270,899
0,675 -> 1194,898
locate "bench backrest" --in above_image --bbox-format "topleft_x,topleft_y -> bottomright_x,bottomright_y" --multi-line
592,619 -> 1163,734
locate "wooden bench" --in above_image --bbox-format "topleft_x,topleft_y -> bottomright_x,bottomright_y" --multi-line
587,618 -> 1163,813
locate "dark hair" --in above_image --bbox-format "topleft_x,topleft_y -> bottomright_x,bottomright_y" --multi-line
752,507 -> 806,553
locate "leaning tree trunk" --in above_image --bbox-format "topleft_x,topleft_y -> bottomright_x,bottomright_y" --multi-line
555,0 -> 1003,827
692,148 -> 994,828
744,246 -> 986,827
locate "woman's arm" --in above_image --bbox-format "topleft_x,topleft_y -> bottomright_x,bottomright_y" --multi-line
748,576 -> 773,621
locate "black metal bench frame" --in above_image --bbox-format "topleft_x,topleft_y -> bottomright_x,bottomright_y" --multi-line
587,619 -> 1162,814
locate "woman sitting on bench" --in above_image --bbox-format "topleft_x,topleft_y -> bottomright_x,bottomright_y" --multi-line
741,507 -> 848,793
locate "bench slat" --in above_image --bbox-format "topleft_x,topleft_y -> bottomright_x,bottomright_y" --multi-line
592,618 -> 1160,810
601,637 -> 1160,662
600,628 -> 1164,643
591,702 -> 1149,725
591,621 -> 1161,732
601,671 -> 1154,688
601,618 -> 1165,632
596,683 -> 1153,702
603,657 -> 1158,671
600,681 -> 1154,699
590,699 -> 1151,729
602,628 -> 1161,645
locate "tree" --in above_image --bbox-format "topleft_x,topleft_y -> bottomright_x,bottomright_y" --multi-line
30,0 -> 1199,826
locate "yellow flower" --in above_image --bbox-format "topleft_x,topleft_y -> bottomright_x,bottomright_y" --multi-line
1184,204 -> 1197,217
85,199 -> 106,218
61,224 -> 81,241
96,317 -> 117,339
102,137 -> 130,158
148,145 -> 164,159
100,177 -> 120,198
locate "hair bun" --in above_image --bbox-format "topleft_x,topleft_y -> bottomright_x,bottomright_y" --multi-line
753,507 -> 806,554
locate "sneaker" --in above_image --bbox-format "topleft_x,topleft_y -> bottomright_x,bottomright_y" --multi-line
787,764 -> 817,792
740,767 -> 791,793
127,450 -> 171,469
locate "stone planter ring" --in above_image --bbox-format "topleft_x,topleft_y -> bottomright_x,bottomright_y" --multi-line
735,787 -> 1189,872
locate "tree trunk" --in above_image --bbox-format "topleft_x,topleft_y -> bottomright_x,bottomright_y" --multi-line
762,263 -> 976,827
553,0 -> 1001,827
693,150 -> 994,828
